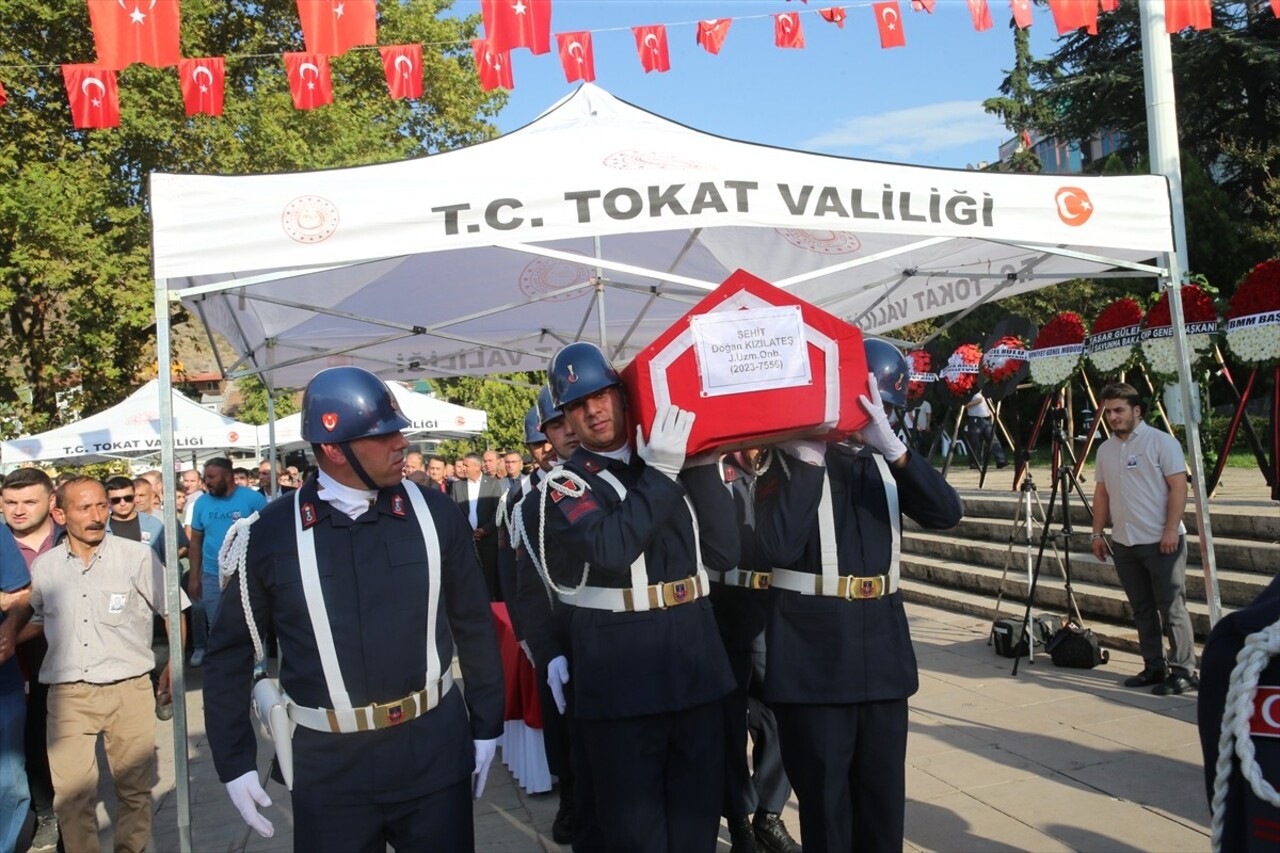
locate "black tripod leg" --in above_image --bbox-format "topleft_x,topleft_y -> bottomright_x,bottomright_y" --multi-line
1012,467 -> 1061,676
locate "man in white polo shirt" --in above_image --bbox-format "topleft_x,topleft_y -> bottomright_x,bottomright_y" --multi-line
1091,382 -> 1197,696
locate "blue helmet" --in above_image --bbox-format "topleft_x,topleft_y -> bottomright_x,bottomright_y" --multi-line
300,366 -> 412,443
535,386 -> 562,431
864,337 -> 909,408
523,405 -> 546,445
548,342 -> 621,410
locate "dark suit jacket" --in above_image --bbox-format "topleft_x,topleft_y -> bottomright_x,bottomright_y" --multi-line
451,475 -> 504,570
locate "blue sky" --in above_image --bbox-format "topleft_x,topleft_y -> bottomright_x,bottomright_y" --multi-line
464,1 -> 1065,169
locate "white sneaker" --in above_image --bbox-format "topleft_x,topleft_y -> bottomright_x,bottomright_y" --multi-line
190,649 -> 205,668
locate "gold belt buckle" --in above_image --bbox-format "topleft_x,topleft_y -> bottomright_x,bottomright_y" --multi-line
750,572 -> 772,590
845,575 -> 884,600
372,693 -> 416,728
661,576 -> 698,607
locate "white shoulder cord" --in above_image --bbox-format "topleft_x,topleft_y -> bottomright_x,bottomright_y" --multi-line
509,466 -> 592,599
1211,616 -> 1280,851
218,513 -> 265,664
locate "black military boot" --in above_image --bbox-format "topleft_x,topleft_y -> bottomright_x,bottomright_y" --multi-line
754,811 -> 802,853
728,815 -> 758,853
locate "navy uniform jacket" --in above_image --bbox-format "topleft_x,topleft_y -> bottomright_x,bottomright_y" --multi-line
755,445 -> 962,705
1199,575 -> 1280,851
711,454 -> 772,653
544,451 -> 737,720
510,473 -> 573,670
204,478 -> 504,805
497,472 -> 541,637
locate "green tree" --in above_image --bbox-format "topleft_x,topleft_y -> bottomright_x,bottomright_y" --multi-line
982,24 -> 1054,174
433,373 -> 541,459
0,0 -> 504,437
231,374 -> 300,425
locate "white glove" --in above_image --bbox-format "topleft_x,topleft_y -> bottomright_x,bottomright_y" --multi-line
226,770 -> 274,838
637,405 -> 695,480
472,737 -> 499,799
855,373 -> 909,463
547,655 -> 570,715
777,439 -> 827,467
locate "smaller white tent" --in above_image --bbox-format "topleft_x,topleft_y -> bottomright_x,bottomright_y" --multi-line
0,380 -> 261,465
270,381 -> 487,446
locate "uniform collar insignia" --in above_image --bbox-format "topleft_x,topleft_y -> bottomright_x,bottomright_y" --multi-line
724,466 -> 736,483
300,502 -> 318,529
391,493 -> 406,517
582,458 -> 602,473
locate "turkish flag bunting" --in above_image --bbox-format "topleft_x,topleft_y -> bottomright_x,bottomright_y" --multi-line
284,52 -> 334,110
556,31 -> 595,83
87,0 -> 181,70
966,0 -> 994,30
1099,0 -> 1120,11
774,13 -> 805,47
873,2 -> 907,47
471,39 -> 514,91
1010,0 -> 1034,28
178,57 -> 225,116
380,44 -> 424,100
482,0 -> 552,55
1165,0 -> 1212,31
1046,0 -> 1098,34
819,7 -> 848,27
911,0 -> 936,12
632,25 -> 670,73
62,64 -> 120,129
1271,0 -> 1279,18
0,78 -> 7,109
297,0 -> 376,56
696,19 -> 731,54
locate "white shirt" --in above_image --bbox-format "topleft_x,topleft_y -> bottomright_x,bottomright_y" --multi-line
1095,421 -> 1187,547
463,477 -> 480,529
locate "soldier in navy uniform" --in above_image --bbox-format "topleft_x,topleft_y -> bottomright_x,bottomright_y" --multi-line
1199,575 -> 1280,851
536,342 -> 737,853
203,367 -> 504,852
713,450 -> 799,853
754,340 -> 963,853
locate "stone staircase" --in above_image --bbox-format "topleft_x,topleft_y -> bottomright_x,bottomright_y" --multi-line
899,484 -> 1280,657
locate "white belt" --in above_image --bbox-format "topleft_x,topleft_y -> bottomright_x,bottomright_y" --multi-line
705,567 -> 773,590
772,567 -> 898,599
559,569 -> 710,612
286,671 -> 455,733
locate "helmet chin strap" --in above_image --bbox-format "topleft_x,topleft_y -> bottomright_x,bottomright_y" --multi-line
338,442 -> 381,491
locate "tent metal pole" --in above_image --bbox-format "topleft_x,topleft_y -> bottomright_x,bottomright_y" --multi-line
594,236 -> 608,349
154,277 -> 192,852
1139,0 -> 1221,625
267,342 -> 279,493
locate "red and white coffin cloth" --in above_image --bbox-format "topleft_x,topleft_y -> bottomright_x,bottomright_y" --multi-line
622,269 -> 870,456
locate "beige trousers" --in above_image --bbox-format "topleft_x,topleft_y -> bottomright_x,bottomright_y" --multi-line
47,676 -> 156,853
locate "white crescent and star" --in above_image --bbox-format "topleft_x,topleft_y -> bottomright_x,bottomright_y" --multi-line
394,54 -> 413,77
781,14 -> 794,30
332,2 -> 345,18
1054,190 -> 1092,222
82,76 -> 105,108
300,61 -> 321,90
881,6 -> 899,28
569,41 -> 584,63
643,33 -> 659,52
192,64 -> 213,93
511,0 -> 527,14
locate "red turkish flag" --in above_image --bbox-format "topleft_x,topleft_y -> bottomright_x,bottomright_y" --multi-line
61,64 -> 120,129
966,0 -> 994,30
632,25 -> 670,74
696,19 -> 732,55
178,57 -> 225,116
471,39 -> 514,91
1046,0 -> 1098,34
1010,0 -> 1034,28
297,0 -> 376,56
873,2 -> 907,47
481,0 -> 552,55
1165,0 -> 1212,31
819,7 -> 848,27
1099,0 -> 1120,11
1271,0 -> 1279,18
87,0 -> 181,70
380,44 -> 424,100
911,0 -> 936,11
284,53 -> 333,110
556,31 -> 595,83
774,13 -> 805,47
0,78 -> 7,109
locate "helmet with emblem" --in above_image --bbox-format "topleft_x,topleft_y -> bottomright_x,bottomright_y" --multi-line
523,405 -> 546,445
863,337 -> 910,409
300,366 -> 411,443
535,386 -> 562,431
548,342 -> 621,410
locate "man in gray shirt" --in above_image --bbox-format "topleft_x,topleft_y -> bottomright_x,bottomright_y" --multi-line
1091,382 -> 1196,695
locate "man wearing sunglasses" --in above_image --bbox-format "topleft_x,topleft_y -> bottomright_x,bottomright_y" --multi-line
105,477 -> 166,565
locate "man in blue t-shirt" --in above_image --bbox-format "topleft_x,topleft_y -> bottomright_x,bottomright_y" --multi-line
188,458 -> 267,664
0,523 -> 33,853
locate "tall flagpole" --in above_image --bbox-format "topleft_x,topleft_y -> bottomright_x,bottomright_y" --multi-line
1137,0 -> 1221,625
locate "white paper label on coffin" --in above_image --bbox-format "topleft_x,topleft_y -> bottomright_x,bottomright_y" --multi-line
690,305 -> 812,397
647,289 -> 842,429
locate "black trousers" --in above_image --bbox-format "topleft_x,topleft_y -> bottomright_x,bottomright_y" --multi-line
580,700 -> 724,853
291,778 -> 473,853
723,633 -> 790,819
773,699 -> 909,853
964,416 -> 1006,467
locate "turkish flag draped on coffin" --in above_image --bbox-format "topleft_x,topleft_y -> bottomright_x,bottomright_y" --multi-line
62,64 -> 120,129
774,13 -> 805,47
297,0 -> 376,56
696,19 -> 731,54
380,44 -> 424,100
556,31 -> 595,83
632,25 -> 670,73
471,39 -> 514,91
873,1 -> 907,47
283,52 -> 334,110
178,57 -> 225,116
87,0 -> 181,69
481,0 -> 552,55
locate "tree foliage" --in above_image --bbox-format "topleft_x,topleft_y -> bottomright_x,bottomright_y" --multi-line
983,24 -> 1054,174
0,0 -> 504,438
231,374 -> 300,425
432,373 -> 541,460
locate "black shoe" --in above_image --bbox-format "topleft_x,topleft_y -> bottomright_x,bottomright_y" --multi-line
996,460 -> 1009,469
551,796 -> 573,845
728,816 -> 758,853
1153,673 -> 1199,696
1124,669 -> 1168,688
753,812 -> 801,853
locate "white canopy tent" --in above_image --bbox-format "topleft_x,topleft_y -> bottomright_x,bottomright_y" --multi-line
0,379 -> 260,466
271,380 -> 488,445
